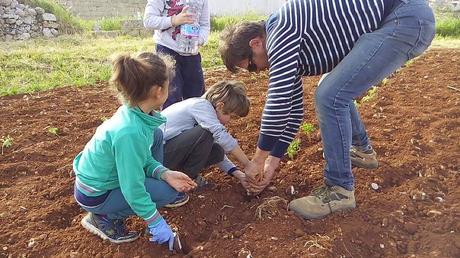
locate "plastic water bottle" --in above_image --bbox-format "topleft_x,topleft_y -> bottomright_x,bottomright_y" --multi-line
178,0 -> 201,55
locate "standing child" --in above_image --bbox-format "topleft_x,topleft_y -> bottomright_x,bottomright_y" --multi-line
161,80 -> 252,189
73,52 -> 197,248
144,0 -> 210,108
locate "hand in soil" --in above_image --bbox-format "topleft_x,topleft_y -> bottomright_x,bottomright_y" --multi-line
244,160 -> 263,185
233,170 -> 251,190
248,156 -> 280,194
161,170 -> 197,192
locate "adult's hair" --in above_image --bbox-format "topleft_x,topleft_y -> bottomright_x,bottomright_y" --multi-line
218,21 -> 266,73
204,80 -> 250,117
110,52 -> 174,107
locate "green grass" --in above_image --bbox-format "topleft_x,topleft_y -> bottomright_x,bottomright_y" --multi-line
0,33 -> 223,96
211,13 -> 266,31
436,16 -> 460,38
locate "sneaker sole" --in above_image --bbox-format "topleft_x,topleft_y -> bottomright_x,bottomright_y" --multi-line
81,214 -> 139,244
164,194 -> 190,208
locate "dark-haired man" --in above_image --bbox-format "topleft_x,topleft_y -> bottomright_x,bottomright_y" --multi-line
219,0 -> 435,219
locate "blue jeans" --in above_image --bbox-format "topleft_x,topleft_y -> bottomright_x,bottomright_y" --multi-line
82,128 -> 177,219
156,44 -> 205,109
315,0 -> 435,190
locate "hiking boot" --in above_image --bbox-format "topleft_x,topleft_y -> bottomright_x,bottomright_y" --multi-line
350,146 -> 378,169
288,185 -> 356,219
81,213 -> 139,243
164,192 -> 190,208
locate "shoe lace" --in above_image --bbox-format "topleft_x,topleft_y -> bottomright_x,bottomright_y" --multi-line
112,219 -> 128,235
312,185 -> 332,203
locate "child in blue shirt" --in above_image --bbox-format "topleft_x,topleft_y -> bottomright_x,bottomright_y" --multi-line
73,52 -> 196,248
161,80 -> 252,189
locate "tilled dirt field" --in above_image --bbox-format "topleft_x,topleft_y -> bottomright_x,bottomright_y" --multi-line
0,49 -> 459,258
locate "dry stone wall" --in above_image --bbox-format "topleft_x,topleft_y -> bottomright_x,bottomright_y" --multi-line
0,0 -> 59,41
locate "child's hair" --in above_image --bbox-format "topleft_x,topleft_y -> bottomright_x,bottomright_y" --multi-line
110,52 -> 174,107
219,21 -> 266,73
204,80 -> 250,117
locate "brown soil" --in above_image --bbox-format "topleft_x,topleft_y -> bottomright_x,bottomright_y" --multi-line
0,49 -> 459,258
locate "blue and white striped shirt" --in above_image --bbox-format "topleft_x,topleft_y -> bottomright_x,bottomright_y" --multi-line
258,0 -> 394,157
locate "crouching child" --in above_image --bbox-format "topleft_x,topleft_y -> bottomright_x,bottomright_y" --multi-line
73,52 -> 197,249
161,80 -> 252,189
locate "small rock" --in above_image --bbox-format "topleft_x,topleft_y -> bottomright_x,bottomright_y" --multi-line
371,183 -> 379,190
379,243 -> 385,249
293,229 -> 304,237
286,185 -> 297,195
267,186 -> 277,192
2,246 -> 7,251
434,197 -> 444,203
42,13 -> 56,21
27,238 -> 36,248
404,222 -> 417,235
381,218 -> 389,227
270,237 -> 279,241
35,7 -> 45,15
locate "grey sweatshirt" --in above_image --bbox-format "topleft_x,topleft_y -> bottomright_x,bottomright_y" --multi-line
161,98 -> 238,174
143,0 -> 210,55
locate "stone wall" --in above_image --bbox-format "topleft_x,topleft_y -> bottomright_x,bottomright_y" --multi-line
58,0 -> 144,19
0,0 -> 59,41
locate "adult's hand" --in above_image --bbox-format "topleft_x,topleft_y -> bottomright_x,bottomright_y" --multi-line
171,6 -> 195,27
245,147 -> 270,185
161,170 -> 197,192
250,155 -> 280,194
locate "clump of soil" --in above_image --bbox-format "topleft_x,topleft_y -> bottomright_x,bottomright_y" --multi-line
0,49 -> 459,257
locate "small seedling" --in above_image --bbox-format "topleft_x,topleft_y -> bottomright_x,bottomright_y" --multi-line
300,122 -> 316,135
1,135 -> 13,155
360,86 -> 378,103
100,116 -> 108,122
287,138 -> 301,160
47,127 -> 60,136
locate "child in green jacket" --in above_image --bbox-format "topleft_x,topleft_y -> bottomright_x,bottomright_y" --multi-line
73,52 -> 196,248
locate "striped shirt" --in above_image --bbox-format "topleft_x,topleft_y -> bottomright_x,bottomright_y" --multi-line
258,0 -> 395,157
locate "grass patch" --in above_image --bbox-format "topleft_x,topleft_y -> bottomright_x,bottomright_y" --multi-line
436,16 -> 460,38
0,33 -> 223,96
22,0 -> 82,33
211,12 -> 266,31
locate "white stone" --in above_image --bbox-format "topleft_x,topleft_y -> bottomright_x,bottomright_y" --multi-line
50,28 -> 58,36
371,183 -> 379,190
0,0 -> 12,7
43,27 -> 53,37
19,32 -> 30,40
27,8 -> 36,16
15,8 -> 25,17
42,13 -> 56,21
23,16 -> 33,24
15,19 -> 22,25
5,34 -> 13,40
35,7 -> 44,15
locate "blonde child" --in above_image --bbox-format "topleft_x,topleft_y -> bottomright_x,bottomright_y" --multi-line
161,80 -> 252,189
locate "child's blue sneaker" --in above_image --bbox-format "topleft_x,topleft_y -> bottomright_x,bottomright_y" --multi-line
164,192 -> 190,208
81,213 -> 139,243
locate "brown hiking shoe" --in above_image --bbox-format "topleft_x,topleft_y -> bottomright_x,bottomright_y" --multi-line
350,146 -> 378,169
288,185 -> 356,219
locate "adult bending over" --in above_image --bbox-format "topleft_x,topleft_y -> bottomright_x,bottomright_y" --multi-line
218,0 -> 435,219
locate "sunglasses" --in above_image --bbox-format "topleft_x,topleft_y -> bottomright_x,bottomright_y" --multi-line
247,51 -> 257,72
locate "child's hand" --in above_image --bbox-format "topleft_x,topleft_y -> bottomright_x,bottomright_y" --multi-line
233,170 -> 250,190
171,6 -> 195,27
161,170 -> 197,192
